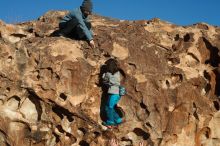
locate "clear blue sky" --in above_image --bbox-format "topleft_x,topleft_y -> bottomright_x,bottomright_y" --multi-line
0,0 -> 219,26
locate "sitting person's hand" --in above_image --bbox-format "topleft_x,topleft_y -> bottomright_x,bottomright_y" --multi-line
89,40 -> 95,48
109,139 -> 119,146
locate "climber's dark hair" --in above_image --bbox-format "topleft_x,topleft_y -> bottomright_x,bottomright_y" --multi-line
105,58 -> 119,74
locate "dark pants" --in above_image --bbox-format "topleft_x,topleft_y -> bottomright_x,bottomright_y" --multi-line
59,19 -> 92,40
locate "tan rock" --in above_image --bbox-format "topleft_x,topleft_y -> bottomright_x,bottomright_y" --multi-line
112,42 -> 129,60
0,11 -> 219,146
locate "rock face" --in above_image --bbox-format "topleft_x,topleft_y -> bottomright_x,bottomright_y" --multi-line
0,11 -> 220,146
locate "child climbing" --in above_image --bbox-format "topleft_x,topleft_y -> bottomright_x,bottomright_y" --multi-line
102,58 -> 124,129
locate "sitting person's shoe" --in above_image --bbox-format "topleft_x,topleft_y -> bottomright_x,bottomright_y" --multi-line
50,30 -> 67,37
57,32 -> 67,37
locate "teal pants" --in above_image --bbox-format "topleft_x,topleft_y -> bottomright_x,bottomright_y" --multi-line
104,94 -> 122,126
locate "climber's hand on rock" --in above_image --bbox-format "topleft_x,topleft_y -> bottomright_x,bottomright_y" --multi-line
109,139 -> 119,146
139,141 -> 144,146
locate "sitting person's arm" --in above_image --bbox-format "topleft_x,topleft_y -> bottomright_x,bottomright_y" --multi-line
75,14 -> 95,48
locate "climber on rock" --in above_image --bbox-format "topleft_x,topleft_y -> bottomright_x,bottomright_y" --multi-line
58,0 -> 95,48
102,59 -> 125,129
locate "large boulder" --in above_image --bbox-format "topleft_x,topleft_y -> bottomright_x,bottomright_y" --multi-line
0,11 -> 220,146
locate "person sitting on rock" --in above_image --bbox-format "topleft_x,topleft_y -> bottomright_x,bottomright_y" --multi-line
102,59 -> 123,129
59,0 -> 95,48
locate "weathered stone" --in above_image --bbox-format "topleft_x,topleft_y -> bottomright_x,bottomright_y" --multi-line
0,11 -> 219,146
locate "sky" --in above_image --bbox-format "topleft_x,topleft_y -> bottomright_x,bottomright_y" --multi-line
0,0 -> 219,26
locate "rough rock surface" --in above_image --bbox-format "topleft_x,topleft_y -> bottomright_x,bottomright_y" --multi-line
0,11 -> 220,146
